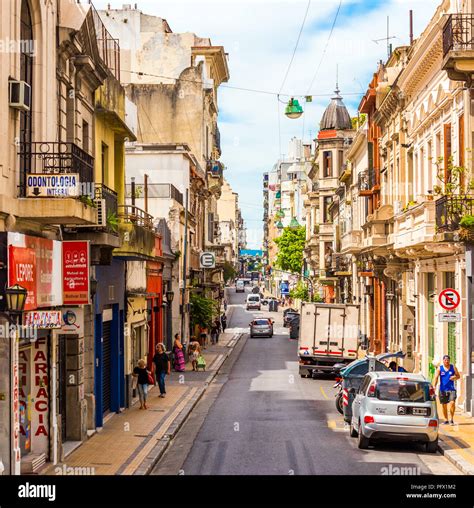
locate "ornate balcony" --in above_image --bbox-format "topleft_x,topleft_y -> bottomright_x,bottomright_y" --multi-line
442,14 -> 474,83
113,205 -> 155,261
16,141 -> 96,224
435,194 -> 474,232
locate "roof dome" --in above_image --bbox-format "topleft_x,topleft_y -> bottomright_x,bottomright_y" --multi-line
320,87 -> 352,131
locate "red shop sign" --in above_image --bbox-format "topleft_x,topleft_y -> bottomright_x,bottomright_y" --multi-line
8,246 -> 37,310
62,241 -> 90,305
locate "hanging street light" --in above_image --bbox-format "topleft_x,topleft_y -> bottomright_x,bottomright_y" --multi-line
285,97 -> 303,119
5,284 -> 28,316
289,217 -> 300,229
276,220 -> 284,230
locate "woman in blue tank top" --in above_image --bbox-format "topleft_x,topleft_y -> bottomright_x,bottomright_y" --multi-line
433,355 -> 460,425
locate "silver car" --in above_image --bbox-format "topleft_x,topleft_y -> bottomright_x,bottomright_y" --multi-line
350,371 -> 439,452
249,318 -> 274,338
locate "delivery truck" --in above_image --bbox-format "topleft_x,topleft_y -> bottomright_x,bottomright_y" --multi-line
298,302 -> 360,377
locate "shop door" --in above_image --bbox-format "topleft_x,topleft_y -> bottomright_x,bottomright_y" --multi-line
102,321 -> 112,414
58,336 -> 67,441
18,346 -> 31,457
427,273 -> 436,379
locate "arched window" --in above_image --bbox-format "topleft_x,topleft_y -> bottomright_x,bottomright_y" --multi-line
19,0 -> 34,195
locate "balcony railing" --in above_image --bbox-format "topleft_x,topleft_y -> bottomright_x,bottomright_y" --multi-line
126,183 -> 184,206
118,205 -> 153,230
18,142 -> 94,197
91,4 -> 120,80
443,14 -> 474,57
207,160 -> 223,178
435,195 -> 474,232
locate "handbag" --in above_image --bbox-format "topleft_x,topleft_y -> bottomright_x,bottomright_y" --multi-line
147,372 -> 155,385
197,355 -> 206,368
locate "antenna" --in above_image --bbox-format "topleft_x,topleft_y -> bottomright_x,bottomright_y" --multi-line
372,16 -> 396,58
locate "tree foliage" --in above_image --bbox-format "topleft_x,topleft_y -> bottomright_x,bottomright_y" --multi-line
289,281 -> 323,302
190,293 -> 218,329
274,226 -> 306,274
223,261 -> 237,283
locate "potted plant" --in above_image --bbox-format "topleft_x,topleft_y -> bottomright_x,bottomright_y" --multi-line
459,215 -> 474,242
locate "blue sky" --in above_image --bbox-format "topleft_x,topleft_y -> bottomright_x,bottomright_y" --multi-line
95,0 -> 441,248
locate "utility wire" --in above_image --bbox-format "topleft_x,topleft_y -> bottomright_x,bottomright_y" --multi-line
278,0 -> 312,95
306,0 -> 343,94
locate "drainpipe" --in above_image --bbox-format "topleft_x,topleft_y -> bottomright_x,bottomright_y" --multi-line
181,189 -> 189,349
466,244 -> 474,414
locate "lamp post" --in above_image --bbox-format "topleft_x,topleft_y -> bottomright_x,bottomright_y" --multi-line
165,290 -> 174,305
4,284 -> 27,476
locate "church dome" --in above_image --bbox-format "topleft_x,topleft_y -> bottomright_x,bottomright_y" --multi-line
320,87 -> 352,131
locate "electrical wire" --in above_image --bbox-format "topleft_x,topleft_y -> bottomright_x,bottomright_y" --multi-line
305,0 -> 343,95
278,0 -> 312,95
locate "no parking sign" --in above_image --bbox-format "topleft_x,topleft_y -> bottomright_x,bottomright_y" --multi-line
438,288 -> 460,311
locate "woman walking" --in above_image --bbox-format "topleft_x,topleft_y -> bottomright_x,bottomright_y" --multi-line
152,343 -> 170,398
188,340 -> 201,371
173,334 -> 186,372
221,313 -> 227,332
133,359 -> 151,410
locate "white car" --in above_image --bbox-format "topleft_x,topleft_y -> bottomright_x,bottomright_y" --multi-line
246,294 -> 261,310
236,280 -> 245,293
350,371 -> 439,452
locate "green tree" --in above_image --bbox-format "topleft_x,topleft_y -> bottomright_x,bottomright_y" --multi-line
223,261 -> 237,283
274,226 -> 306,274
190,293 -> 218,329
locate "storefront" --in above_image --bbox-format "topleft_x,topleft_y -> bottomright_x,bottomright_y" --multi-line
94,260 -> 125,427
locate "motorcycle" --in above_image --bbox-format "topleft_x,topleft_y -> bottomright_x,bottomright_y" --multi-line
334,377 -> 343,414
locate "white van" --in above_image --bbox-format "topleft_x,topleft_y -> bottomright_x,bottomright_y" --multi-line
246,294 -> 261,311
236,280 -> 245,293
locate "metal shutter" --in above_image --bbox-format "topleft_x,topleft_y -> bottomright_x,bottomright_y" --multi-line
102,321 -> 112,414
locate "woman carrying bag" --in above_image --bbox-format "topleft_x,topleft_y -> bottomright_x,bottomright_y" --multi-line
133,359 -> 153,410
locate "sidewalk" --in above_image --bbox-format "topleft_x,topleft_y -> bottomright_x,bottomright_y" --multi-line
437,404 -> 474,475
43,322 -> 241,476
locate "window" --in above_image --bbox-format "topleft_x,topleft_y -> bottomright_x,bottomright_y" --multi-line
444,123 -> 452,186
83,121 -> 89,154
375,380 -> 430,402
101,142 -> 109,185
459,114 -> 464,189
19,0 -> 34,195
359,374 -> 371,394
323,196 -> 332,223
323,151 -> 332,177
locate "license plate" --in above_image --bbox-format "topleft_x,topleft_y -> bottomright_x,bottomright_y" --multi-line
412,407 -> 429,416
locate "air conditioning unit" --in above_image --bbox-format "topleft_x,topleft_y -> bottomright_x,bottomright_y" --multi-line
75,199 -> 106,228
9,80 -> 31,111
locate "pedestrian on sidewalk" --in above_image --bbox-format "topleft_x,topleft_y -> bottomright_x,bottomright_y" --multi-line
433,355 -> 460,425
223,299 -> 228,312
221,313 -> 227,332
152,343 -> 170,398
210,322 -> 218,345
188,340 -> 201,371
215,317 -> 222,343
133,359 -> 151,410
200,326 -> 208,349
173,334 -> 186,372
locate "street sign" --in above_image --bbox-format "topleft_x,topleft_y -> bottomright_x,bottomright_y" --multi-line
438,288 -> 460,311
438,312 -> 461,322
26,173 -> 79,197
199,251 -> 215,268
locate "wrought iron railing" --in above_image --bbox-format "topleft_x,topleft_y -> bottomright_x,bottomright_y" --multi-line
118,205 -> 153,230
126,183 -> 183,206
90,4 -> 120,80
436,195 -> 474,232
443,14 -> 474,57
18,141 -> 94,197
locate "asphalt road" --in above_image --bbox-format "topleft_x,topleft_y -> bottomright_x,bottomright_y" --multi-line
154,286 -> 459,476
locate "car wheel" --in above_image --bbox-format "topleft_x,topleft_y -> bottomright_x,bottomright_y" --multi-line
357,422 -> 370,449
425,438 -> 438,453
349,420 -> 358,437
335,393 -> 344,415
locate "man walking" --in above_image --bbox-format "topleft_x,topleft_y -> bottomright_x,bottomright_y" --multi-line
433,355 -> 460,425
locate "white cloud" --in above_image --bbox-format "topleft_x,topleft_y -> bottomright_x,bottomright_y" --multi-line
95,0 -> 441,248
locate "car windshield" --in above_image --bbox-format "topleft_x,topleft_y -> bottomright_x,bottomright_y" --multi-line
254,320 -> 269,325
248,296 -> 259,301
376,380 -> 430,402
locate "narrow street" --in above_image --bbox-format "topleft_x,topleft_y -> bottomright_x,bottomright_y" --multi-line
152,286 -> 459,476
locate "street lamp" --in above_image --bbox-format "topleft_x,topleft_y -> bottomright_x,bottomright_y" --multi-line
5,285 -> 28,317
285,98 -> 303,119
165,290 -> 174,304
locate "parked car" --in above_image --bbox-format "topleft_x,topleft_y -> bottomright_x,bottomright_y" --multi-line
340,351 -> 406,423
289,315 -> 299,339
283,311 -> 299,327
246,294 -> 261,310
350,371 -> 438,452
249,318 -> 274,338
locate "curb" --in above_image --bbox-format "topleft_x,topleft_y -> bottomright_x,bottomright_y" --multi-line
133,333 -> 243,475
437,438 -> 474,475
